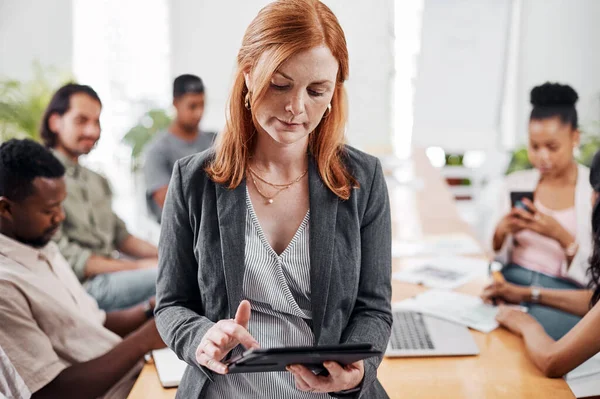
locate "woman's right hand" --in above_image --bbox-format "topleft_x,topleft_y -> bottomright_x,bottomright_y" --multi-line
493,211 -> 525,250
481,281 -> 530,305
195,300 -> 260,374
498,210 -> 526,235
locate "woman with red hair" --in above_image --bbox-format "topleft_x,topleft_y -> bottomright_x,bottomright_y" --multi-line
155,1 -> 392,397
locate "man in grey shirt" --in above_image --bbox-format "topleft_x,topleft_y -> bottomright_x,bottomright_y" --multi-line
143,74 -> 216,222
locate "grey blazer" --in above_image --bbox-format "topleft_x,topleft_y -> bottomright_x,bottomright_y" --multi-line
155,145 -> 392,399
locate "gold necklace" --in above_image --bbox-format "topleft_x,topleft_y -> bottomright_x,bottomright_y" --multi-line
247,166 -> 308,188
247,168 -> 307,204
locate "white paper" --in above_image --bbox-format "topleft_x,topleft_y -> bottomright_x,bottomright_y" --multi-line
395,289 -> 499,333
152,348 -> 187,387
566,374 -> 600,398
393,256 -> 488,289
566,353 -> 600,380
392,234 -> 482,258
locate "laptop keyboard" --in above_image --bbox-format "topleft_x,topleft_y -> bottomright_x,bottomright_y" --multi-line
390,311 -> 435,350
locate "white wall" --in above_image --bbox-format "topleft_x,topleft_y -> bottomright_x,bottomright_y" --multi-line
514,0 -> 600,143
410,0 -> 600,152
169,0 -> 394,155
411,0 -> 513,152
0,0 -> 73,80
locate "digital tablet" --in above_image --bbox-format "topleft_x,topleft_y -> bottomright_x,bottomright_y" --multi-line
225,343 -> 381,374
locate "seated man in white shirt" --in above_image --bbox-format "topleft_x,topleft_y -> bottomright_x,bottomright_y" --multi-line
0,139 -> 165,399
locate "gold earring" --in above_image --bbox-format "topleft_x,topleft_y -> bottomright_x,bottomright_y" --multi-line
322,103 -> 332,118
244,92 -> 251,110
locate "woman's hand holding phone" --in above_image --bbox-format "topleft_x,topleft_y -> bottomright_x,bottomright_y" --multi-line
511,198 -> 571,243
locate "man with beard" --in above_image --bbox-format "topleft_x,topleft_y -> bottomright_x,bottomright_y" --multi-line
143,74 -> 216,222
0,139 -> 165,398
41,83 -> 158,311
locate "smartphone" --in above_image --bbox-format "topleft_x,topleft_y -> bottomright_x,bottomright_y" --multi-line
510,191 -> 534,213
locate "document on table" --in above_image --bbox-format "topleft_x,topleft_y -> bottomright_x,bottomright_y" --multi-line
565,353 -> 600,398
394,289 -> 503,333
392,233 -> 482,258
393,256 -> 489,290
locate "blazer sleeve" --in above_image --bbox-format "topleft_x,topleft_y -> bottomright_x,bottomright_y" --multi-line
154,160 -> 215,377
337,159 -> 393,398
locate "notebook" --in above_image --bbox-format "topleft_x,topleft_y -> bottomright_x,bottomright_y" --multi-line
152,348 -> 187,388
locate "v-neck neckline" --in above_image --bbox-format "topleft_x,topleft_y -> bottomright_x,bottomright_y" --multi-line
245,187 -> 310,258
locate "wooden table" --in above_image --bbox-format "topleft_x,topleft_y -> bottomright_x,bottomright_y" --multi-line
128,149 -> 574,399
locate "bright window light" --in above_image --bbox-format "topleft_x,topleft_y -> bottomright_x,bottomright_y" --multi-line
393,0 -> 424,160
463,150 -> 486,168
426,146 -> 446,168
73,0 -> 170,230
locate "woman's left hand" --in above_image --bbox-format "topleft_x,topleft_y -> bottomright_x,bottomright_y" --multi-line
496,306 -> 537,336
513,199 -> 568,242
287,360 -> 364,393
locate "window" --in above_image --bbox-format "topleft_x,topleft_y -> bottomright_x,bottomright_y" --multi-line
72,0 -> 170,232
393,0 -> 424,160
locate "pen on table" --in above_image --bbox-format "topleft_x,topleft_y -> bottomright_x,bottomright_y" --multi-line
489,261 -> 505,305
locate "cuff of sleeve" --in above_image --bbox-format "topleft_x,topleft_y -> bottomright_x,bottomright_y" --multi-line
189,321 -> 216,381
115,232 -> 132,249
330,357 -> 376,398
72,248 -> 93,281
331,386 -> 362,397
28,359 -> 67,394
492,234 -> 512,263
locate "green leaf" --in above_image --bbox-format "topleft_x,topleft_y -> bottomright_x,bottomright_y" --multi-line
121,108 -> 172,170
0,62 -> 73,143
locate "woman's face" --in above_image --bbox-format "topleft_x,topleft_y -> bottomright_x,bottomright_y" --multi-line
245,45 -> 339,146
527,117 -> 579,177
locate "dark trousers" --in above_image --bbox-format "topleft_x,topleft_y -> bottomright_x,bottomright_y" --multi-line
502,263 -> 583,340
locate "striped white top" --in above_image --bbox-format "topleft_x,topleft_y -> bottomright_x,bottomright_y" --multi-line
203,189 -> 330,398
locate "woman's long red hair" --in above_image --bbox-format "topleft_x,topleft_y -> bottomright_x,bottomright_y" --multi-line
206,0 -> 356,199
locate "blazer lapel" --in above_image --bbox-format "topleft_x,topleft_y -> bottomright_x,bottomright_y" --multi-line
216,180 -> 247,318
308,158 -> 338,343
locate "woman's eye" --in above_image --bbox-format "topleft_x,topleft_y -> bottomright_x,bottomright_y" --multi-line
270,83 -> 289,90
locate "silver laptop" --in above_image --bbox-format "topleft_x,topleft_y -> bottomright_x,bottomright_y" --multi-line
152,348 -> 187,388
385,309 -> 479,357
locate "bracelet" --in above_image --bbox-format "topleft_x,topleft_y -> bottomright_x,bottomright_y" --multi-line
142,300 -> 155,319
564,241 -> 579,257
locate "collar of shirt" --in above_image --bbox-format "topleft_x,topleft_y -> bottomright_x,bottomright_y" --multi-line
51,149 -> 82,179
0,233 -> 58,272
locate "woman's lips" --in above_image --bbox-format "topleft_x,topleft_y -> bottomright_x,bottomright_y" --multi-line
277,119 -> 303,129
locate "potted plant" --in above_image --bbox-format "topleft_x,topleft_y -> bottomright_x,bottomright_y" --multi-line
0,62 -> 71,143
444,153 -> 472,200
577,122 -> 600,167
121,108 -> 171,170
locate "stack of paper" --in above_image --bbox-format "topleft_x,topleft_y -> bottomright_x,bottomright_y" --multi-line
392,233 -> 482,258
565,353 -> 600,398
152,348 -> 187,388
394,289 -> 500,333
393,256 -> 489,290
